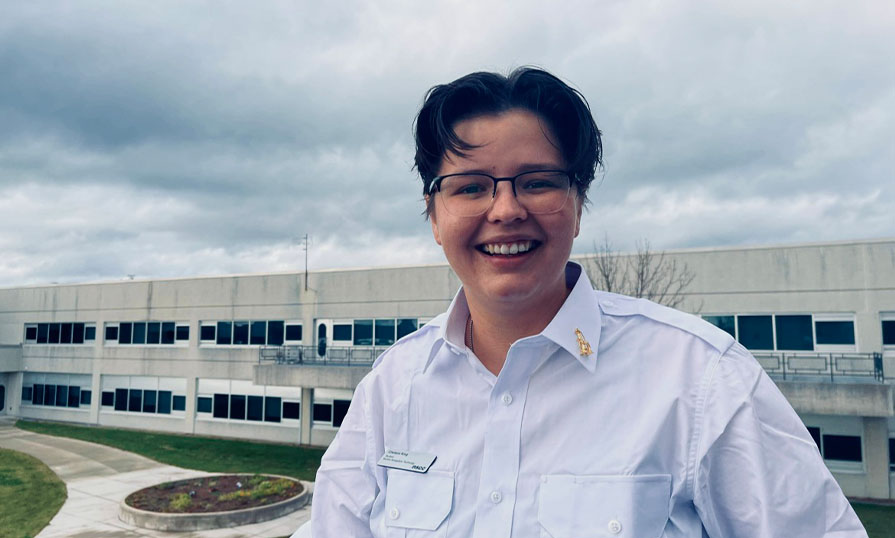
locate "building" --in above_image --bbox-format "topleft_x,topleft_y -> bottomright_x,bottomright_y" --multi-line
0,238 -> 893,499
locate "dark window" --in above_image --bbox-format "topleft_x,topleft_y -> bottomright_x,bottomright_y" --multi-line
102,391 -> 114,407
132,322 -> 146,344
48,323 -> 60,344
815,321 -> 855,345
704,315 -> 736,338
285,324 -> 302,341
737,315 -> 773,350
889,438 -> 894,468
105,325 -> 119,342
313,403 -> 332,422
353,319 -> 373,346
213,393 -> 229,418
128,389 -> 142,412
247,395 -> 263,421
33,384 -> 44,405
55,385 -> 67,407
282,401 -> 300,420
333,399 -> 351,427
822,434 -> 862,462
333,324 -> 352,341
72,323 -> 85,344
157,391 -> 172,414
114,388 -> 128,411
68,386 -> 80,408
147,322 -> 161,344
197,396 -> 212,413
161,322 -> 175,344
142,390 -> 157,413
775,315 -> 814,351
119,322 -> 132,344
233,321 -> 249,345
264,396 -> 282,423
44,385 -> 56,407
25,326 -> 37,341
251,321 -> 267,345
176,325 -> 189,341
173,395 -> 186,411
375,319 -> 396,346
22,386 -> 33,401
882,320 -> 895,346
37,323 -> 49,344
397,319 -> 418,339
200,325 -> 216,341
267,321 -> 284,346
60,323 -> 73,344
807,426 -> 822,451
217,322 -> 232,345
80,390 -> 91,406
85,325 -> 96,341
230,394 -> 246,420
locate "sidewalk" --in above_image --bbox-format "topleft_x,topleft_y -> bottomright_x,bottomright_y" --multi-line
0,418 -> 310,537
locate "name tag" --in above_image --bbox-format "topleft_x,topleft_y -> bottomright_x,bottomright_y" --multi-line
377,449 -> 437,473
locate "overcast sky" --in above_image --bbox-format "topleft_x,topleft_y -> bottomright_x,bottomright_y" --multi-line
1,0 -> 892,286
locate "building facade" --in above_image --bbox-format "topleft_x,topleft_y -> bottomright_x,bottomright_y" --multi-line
1,238 -> 893,498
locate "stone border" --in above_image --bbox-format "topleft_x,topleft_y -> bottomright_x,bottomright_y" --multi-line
119,474 -> 310,532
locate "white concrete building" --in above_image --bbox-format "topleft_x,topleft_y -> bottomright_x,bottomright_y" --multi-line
0,238 -> 893,498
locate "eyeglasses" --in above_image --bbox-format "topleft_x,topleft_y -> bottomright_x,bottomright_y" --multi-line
430,170 -> 574,217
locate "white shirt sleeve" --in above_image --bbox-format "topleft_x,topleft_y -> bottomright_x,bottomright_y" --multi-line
693,343 -> 867,537
311,380 -> 378,538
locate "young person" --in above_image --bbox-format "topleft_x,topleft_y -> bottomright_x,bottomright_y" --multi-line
309,67 -> 866,537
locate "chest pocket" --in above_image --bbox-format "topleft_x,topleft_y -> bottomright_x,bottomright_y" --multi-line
385,469 -> 454,537
538,474 -> 671,538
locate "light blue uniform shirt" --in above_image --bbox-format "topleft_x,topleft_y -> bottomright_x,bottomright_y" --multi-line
311,263 -> 866,537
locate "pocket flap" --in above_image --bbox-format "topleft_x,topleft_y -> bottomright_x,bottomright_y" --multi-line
385,470 -> 454,530
539,474 -> 671,538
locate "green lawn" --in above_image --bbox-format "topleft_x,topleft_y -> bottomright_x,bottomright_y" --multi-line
0,448 -> 67,538
854,502 -> 895,538
16,420 -> 326,481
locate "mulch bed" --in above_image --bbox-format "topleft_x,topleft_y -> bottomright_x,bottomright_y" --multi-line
125,474 -> 303,514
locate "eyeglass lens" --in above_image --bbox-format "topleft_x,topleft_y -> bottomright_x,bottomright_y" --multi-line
437,171 -> 572,216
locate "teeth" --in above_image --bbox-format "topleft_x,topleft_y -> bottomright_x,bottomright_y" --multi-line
483,241 -> 533,255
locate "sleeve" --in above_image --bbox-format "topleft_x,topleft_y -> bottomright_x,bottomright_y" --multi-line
692,343 -> 868,538
311,379 -> 379,538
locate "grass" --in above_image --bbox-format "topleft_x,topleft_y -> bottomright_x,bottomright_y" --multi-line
854,503 -> 895,538
16,420 -> 325,481
0,448 -> 67,538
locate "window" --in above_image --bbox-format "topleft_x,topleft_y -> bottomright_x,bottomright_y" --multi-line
128,390 -> 142,412
265,396 -> 282,423
217,322 -> 232,345
822,434 -> 862,462
119,323 -> 132,344
85,325 -> 96,341
375,319 -> 396,346
48,323 -> 60,344
353,320 -> 373,346
132,322 -> 146,344
889,438 -> 894,471
397,319 -> 418,339
102,391 -> 114,407
115,388 -> 128,411
55,385 -> 67,407
233,321 -> 249,345
142,390 -> 157,413
147,322 -> 161,344
67,386 -> 80,408
80,390 -> 91,405
25,326 -> 37,341
737,315 -> 773,350
176,325 -> 189,342
283,401 -> 300,420
105,325 -> 119,342
333,323 -> 352,341
815,321 -> 855,345
333,399 -> 351,427
883,320 -> 895,346
197,397 -> 213,413
60,323 -> 72,344
162,322 -> 176,344
158,391 -> 172,414
775,315 -> 813,351
247,395 -> 263,421
251,321 -> 267,345
267,321 -> 284,346
313,403 -> 332,422
37,323 -> 48,343
173,395 -> 186,411
703,315 -> 735,338
21,386 -> 33,401
45,385 -> 56,407
200,324 -> 216,342
285,324 -> 302,342
213,393 -> 229,418
230,395 -> 246,420
73,323 -> 85,344
33,384 -> 44,405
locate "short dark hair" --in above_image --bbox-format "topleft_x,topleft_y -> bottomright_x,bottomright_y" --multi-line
413,66 -> 602,212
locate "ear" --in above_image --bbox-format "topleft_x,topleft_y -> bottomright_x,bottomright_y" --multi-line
427,195 -> 442,245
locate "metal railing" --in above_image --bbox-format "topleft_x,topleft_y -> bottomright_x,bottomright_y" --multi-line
259,345 -> 388,367
753,352 -> 885,383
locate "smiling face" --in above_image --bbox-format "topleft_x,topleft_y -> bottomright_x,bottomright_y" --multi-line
429,109 -> 582,315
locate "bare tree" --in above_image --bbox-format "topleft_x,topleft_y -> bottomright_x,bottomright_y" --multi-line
588,235 -> 698,311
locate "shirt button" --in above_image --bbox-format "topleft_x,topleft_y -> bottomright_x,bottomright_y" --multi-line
608,519 -> 622,534
490,490 -> 502,504
501,393 -> 513,405
390,507 -> 400,520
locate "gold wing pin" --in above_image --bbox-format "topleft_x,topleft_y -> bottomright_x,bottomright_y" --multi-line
574,328 -> 592,357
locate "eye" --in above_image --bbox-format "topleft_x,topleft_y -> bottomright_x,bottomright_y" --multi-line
441,175 -> 492,197
518,172 -> 568,191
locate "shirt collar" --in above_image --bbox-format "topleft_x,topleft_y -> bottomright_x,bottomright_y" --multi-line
425,261 -> 601,373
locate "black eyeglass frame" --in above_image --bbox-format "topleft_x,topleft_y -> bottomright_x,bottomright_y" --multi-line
430,169 -> 575,199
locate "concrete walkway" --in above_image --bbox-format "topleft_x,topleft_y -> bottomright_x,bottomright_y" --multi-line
0,418 -> 310,537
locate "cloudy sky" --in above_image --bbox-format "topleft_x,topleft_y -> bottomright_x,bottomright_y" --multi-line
1,0 -> 892,286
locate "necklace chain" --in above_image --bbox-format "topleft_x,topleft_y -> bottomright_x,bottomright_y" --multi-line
465,314 -> 474,352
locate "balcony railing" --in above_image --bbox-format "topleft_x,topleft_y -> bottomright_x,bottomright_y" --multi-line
753,352 -> 885,383
259,345 -> 388,367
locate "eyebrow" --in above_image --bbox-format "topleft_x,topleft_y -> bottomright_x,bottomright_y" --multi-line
451,163 -> 565,176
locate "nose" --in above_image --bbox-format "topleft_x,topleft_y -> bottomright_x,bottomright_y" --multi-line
486,181 -> 528,222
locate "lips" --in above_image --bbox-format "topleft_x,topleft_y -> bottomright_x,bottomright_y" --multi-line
477,240 -> 539,256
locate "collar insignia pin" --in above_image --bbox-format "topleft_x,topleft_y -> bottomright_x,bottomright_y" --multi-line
575,328 -> 592,357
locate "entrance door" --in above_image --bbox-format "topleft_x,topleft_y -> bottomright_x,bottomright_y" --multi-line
316,320 -> 333,358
